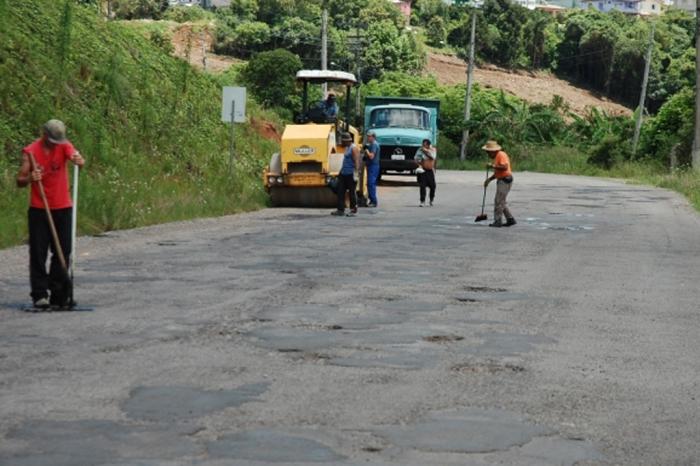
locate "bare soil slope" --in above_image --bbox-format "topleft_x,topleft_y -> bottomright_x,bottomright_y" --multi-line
172,23 -> 240,73
427,52 -> 631,117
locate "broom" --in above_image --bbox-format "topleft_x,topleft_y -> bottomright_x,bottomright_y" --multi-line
475,166 -> 489,222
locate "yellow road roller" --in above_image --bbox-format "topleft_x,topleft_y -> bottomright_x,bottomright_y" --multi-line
263,70 -> 366,207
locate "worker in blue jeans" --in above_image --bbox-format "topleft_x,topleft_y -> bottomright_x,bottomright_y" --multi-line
364,130 -> 381,207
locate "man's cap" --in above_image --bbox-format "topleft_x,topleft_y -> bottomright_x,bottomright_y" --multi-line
341,132 -> 353,142
44,119 -> 67,144
482,140 -> 502,151
366,130 -> 376,137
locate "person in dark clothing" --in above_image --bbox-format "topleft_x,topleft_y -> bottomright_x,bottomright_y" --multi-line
332,132 -> 361,217
414,139 -> 437,207
16,120 -> 85,308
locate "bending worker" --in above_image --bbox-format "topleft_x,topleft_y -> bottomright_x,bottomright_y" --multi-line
482,140 -> 516,227
363,130 -> 380,207
16,120 -> 85,308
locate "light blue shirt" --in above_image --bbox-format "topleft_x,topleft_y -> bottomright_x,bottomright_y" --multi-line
340,144 -> 356,175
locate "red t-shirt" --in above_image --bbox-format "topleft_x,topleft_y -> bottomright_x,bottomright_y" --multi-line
23,139 -> 76,209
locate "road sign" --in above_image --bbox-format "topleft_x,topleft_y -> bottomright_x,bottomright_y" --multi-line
221,87 -> 246,123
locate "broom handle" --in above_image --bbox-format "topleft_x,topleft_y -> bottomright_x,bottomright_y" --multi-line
27,152 -> 69,274
70,163 -> 79,279
480,167 -> 489,215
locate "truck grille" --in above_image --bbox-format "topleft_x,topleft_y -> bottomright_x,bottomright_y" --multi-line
287,162 -> 323,173
379,145 -> 416,160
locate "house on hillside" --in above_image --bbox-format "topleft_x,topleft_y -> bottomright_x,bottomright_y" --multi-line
535,4 -> 568,14
580,0 -> 663,14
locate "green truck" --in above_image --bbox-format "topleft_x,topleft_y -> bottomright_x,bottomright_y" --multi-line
363,96 -> 440,178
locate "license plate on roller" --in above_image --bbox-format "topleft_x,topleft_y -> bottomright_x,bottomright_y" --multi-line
391,154 -> 405,161
288,174 -> 322,186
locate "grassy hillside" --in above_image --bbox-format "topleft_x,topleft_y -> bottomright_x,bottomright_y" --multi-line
0,0 -> 279,249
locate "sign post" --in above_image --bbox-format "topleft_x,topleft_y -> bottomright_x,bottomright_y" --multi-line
221,86 -> 246,172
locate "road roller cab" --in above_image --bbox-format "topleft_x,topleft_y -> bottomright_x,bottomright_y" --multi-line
264,70 -> 365,207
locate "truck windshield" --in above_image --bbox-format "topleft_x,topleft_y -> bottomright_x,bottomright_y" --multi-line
369,108 -> 429,130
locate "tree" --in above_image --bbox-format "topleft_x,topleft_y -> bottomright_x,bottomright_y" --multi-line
229,0 -> 258,21
426,16 -> 447,47
362,20 -> 424,81
241,49 -> 303,107
272,17 -> 320,63
216,21 -> 271,58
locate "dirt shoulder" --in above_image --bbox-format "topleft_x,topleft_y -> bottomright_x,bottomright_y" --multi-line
427,52 -> 631,117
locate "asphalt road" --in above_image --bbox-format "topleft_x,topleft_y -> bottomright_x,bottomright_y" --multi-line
1,171 -> 699,466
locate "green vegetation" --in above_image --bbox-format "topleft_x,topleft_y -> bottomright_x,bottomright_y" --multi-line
211,0 -> 423,81
0,0 -> 279,249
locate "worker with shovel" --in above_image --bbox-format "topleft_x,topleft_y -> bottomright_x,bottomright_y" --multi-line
482,140 -> 516,227
16,120 -> 85,309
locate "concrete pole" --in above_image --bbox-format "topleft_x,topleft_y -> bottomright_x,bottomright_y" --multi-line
459,13 -> 476,161
632,22 -> 654,156
693,0 -> 700,170
355,28 -> 362,126
321,8 -> 328,96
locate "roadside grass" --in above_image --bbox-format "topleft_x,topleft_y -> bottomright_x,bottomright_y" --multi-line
439,144 -> 700,211
0,1 -> 278,250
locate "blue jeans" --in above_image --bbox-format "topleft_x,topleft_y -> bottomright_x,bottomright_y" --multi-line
367,163 -> 380,205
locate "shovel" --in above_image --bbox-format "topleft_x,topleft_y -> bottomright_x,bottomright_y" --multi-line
475,166 -> 489,222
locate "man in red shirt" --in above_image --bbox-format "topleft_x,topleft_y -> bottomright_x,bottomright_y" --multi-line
16,120 -> 85,308
482,140 -> 516,228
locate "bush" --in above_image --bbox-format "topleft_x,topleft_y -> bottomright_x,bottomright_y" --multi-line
149,29 -> 174,55
241,49 -> 302,107
163,5 -> 213,23
588,135 -> 631,168
112,0 -> 162,19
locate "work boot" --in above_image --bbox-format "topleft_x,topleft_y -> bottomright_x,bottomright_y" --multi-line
489,221 -> 503,228
33,297 -> 50,309
419,202 -> 425,207
368,202 -> 377,208
505,218 -> 517,227
346,208 -> 357,217
331,210 -> 345,216
429,200 -> 434,207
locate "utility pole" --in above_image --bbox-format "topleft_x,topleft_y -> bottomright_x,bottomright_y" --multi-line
348,28 -> 364,127
632,22 -> 655,156
693,0 -> 700,169
459,12 -> 476,161
321,8 -> 329,96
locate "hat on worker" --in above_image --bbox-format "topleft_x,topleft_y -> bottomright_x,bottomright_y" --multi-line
366,130 -> 376,137
482,140 -> 502,152
44,119 -> 67,144
341,132 -> 353,142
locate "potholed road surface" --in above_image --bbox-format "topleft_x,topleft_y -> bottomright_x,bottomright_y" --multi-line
1,171 -> 699,465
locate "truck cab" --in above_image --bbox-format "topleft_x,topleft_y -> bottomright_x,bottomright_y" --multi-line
363,97 -> 440,177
